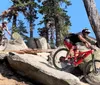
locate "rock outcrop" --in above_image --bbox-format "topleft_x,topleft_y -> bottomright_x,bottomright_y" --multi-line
27,37 -> 48,50
0,37 -> 96,85
7,52 -> 89,85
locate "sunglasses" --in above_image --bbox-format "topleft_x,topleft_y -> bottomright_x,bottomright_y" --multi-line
85,32 -> 90,34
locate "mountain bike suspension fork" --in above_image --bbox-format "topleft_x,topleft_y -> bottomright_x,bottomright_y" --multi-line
92,54 -> 97,73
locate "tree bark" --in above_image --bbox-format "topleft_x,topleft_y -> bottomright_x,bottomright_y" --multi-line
55,17 -> 61,47
12,15 -> 17,34
30,21 -> 33,38
29,5 -> 33,38
83,0 -> 100,47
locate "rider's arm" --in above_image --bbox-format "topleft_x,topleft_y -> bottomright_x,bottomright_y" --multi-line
5,27 -> 11,36
78,34 -> 88,43
78,34 -> 91,48
86,36 -> 97,45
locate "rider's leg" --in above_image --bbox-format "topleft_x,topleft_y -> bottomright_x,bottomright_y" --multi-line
74,49 -> 79,57
65,46 -> 74,60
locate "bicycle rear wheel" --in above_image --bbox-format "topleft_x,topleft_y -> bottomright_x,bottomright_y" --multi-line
84,60 -> 100,84
53,48 -> 74,71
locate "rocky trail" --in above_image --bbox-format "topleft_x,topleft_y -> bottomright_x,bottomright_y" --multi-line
0,52 -> 89,85
0,35 -> 99,85
0,60 -> 38,85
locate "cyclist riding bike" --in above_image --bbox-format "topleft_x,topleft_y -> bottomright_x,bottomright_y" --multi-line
0,20 -> 11,44
65,28 -> 99,59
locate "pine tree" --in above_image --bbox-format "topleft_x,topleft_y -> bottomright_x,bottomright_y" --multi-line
38,0 -> 71,47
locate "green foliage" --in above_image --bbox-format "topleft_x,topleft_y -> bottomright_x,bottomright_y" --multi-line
10,0 -> 39,37
1,0 -> 71,46
38,0 -> 71,46
10,0 -> 38,21
12,20 -> 28,40
38,0 -> 71,27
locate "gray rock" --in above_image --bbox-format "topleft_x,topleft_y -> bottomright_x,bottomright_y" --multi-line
0,37 -> 28,60
7,52 -> 88,85
1,37 -> 28,51
0,54 -> 8,60
27,38 -> 38,49
27,37 -> 48,50
36,37 -> 48,50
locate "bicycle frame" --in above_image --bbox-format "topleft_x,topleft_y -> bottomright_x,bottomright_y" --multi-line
64,40 -> 94,66
74,50 -> 93,66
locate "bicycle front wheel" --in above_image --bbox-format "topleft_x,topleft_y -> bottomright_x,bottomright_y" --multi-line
0,38 -> 8,51
84,60 -> 100,84
53,48 -> 74,71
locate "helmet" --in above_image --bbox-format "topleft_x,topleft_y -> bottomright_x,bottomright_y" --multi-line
2,20 -> 8,24
82,28 -> 91,33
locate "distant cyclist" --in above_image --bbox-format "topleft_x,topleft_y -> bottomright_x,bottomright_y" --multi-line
0,20 -> 11,44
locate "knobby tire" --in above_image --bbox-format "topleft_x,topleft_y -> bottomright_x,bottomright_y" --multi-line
53,48 -> 74,71
84,60 -> 100,85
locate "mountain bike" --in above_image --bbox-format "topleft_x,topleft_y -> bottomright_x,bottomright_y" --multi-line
52,37 -> 100,84
0,34 -> 8,51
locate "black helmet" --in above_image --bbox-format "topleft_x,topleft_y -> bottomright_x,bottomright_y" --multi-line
82,28 -> 91,33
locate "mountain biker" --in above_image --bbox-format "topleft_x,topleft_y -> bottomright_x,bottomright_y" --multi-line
0,20 -> 11,44
65,28 -> 98,58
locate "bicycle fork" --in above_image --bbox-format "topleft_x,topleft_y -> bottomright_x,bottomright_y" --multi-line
92,54 -> 98,74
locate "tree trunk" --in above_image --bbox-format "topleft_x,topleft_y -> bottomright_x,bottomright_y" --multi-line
45,23 -> 49,42
29,5 -> 33,38
83,0 -> 100,47
30,21 -> 33,38
46,27 -> 49,42
55,16 -> 61,47
12,15 -> 17,34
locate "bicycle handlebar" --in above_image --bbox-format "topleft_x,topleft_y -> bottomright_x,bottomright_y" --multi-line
89,45 -> 97,51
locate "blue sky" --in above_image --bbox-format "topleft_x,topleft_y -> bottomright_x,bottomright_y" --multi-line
68,0 -> 100,38
0,0 -> 100,38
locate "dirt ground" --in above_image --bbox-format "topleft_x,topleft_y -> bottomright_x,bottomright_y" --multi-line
0,74 -> 28,85
0,61 -> 34,85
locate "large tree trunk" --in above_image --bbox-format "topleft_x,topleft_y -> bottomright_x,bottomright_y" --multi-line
83,0 -> 100,47
45,22 -> 49,42
30,21 -> 33,38
29,5 -> 33,38
55,16 -> 61,47
12,15 -> 17,34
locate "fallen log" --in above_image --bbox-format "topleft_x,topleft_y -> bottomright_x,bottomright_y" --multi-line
0,48 -> 55,54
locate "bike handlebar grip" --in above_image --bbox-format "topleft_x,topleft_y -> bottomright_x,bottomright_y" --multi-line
90,45 -> 96,51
